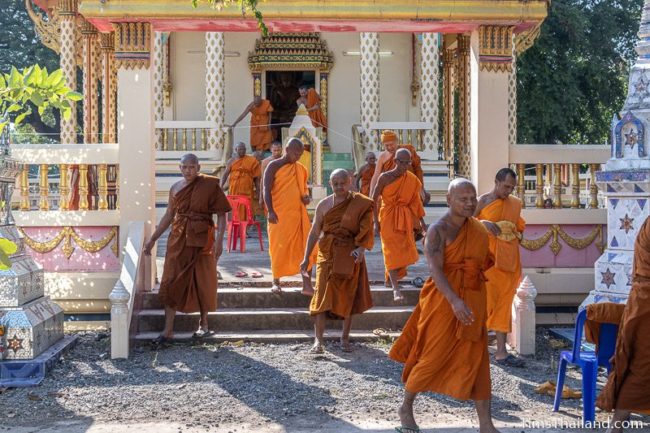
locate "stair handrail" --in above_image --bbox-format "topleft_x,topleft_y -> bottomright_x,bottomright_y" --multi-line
351,124 -> 365,172
110,220 -> 148,359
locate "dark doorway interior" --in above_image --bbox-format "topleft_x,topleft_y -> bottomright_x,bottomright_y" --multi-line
265,70 -> 315,140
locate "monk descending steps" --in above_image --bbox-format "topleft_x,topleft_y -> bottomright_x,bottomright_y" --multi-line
221,142 -> 261,221
372,148 -> 425,302
475,167 -> 526,367
301,169 -> 374,354
597,216 -> 650,431
144,154 -> 231,344
230,96 -> 274,154
389,178 -> 499,433
354,151 -> 376,196
264,138 -> 316,294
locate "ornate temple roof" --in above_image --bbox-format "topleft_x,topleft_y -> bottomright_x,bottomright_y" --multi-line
248,33 -> 334,72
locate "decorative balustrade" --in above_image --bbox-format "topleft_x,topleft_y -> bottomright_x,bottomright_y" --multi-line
509,144 -> 610,209
155,121 -> 231,153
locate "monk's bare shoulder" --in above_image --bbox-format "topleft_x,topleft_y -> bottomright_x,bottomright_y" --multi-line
316,194 -> 334,216
426,220 -> 446,255
475,193 -> 494,215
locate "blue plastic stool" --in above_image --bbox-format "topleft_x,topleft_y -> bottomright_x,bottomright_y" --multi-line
553,308 -> 619,423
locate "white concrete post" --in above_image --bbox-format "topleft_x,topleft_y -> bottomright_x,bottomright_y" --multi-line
508,276 -> 538,355
360,32 -> 380,150
153,32 -> 164,150
59,2 -> 77,144
206,32 -> 226,152
420,33 -> 440,160
109,280 -> 130,359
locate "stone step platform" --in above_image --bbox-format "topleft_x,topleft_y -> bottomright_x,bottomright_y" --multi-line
136,305 -> 414,333
142,286 -> 421,309
135,329 -> 401,343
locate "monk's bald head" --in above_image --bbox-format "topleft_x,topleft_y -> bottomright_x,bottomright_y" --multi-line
330,168 -> 351,182
447,178 -> 477,217
180,153 -> 199,165
393,148 -> 412,175
395,148 -> 412,161
285,138 -> 304,163
330,168 -> 352,197
179,153 -> 200,182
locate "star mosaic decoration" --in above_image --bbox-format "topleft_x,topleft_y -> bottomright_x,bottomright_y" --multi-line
620,214 -> 635,234
635,75 -> 649,94
6,335 -> 23,353
625,129 -> 638,148
601,268 -> 616,289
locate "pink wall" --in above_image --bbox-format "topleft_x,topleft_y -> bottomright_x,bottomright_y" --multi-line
22,226 -> 120,272
520,224 -> 605,268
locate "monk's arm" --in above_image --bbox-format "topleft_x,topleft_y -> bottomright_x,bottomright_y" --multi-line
263,161 -> 280,222
213,211 -> 227,260
425,224 -> 474,325
301,202 -> 324,271
221,159 -> 233,189
369,153 -> 387,197
230,102 -> 253,127
253,175 -> 261,197
144,191 -> 176,255
371,176 -> 386,232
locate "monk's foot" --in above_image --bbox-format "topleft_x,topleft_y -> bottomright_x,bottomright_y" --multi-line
309,342 -> 324,354
271,284 -> 282,294
152,333 -> 173,347
393,289 -> 405,302
340,338 -> 352,353
478,422 -> 501,433
397,404 -> 418,433
385,279 -> 392,288
301,285 -> 315,297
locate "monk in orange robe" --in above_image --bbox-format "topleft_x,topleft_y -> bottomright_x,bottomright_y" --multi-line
297,86 -> 327,132
144,154 -> 231,343
373,148 -> 425,302
354,151 -> 376,196
301,169 -> 374,353
389,178 -> 500,433
264,138 -> 317,294
230,96 -> 274,153
475,167 -> 526,367
221,142 -> 261,221
596,216 -> 650,430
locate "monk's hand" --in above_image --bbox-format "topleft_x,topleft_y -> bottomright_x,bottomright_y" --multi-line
268,211 -> 279,224
299,258 -> 310,276
423,191 -> 431,205
301,194 -> 311,205
482,221 -> 501,236
213,241 -> 223,261
451,297 -> 475,326
143,239 -> 154,256
351,247 -> 365,264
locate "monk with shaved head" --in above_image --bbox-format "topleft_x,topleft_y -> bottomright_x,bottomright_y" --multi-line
144,153 -> 231,344
372,148 -> 426,302
354,151 -> 376,196
221,142 -> 261,222
390,178 -> 499,433
264,138 -> 317,294
301,168 -> 374,353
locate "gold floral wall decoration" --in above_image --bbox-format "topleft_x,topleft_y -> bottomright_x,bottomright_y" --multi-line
18,227 -> 119,259
520,225 -> 604,256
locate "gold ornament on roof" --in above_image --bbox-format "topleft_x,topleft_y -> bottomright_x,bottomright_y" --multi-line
478,25 -> 514,73
248,33 -> 334,72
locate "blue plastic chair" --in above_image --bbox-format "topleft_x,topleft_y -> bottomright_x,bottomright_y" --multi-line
553,308 -> 619,423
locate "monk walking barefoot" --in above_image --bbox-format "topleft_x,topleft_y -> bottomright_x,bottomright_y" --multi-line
221,142 -> 261,223
264,138 -> 316,295
372,148 -> 425,302
475,168 -> 526,367
144,154 -> 230,344
389,178 -> 500,433
229,95 -> 274,154
597,216 -> 650,432
301,169 -> 374,354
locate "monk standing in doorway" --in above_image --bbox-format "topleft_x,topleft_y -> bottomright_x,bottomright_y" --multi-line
301,169 -> 374,354
221,142 -> 261,221
264,138 -> 316,294
475,167 -> 526,367
144,153 -> 231,344
597,216 -> 650,431
296,85 -> 327,132
230,96 -> 274,154
372,148 -> 426,302
390,178 -> 499,433
355,151 -> 376,196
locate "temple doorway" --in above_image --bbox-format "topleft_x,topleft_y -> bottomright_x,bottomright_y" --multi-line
265,70 -> 315,140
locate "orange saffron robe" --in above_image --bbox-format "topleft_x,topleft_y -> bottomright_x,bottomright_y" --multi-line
379,171 -> 425,275
358,165 -> 375,197
597,217 -> 650,414
159,174 -> 231,313
389,217 -> 493,400
306,89 -> 327,132
310,192 -> 374,319
250,99 -> 273,152
379,144 -> 424,185
228,155 -> 261,220
268,162 -> 316,278
476,196 -> 525,333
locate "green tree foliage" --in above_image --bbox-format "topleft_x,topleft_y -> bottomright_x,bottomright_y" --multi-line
192,0 -> 268,35
0,65 -> 82,135
517,0 -> 643,144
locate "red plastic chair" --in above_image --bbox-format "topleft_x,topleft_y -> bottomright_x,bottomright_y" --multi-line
226,195 -> 264,253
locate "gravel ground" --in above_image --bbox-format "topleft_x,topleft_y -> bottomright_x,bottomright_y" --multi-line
1,328 -> 648,432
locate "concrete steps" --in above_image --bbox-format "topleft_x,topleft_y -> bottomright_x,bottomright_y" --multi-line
134,330 -> 401,343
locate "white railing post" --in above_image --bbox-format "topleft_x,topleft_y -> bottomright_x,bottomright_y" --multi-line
508,275 -> 537,355
109,280 -> 131,359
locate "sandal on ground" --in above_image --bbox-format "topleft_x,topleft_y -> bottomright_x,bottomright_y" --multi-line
395,427 -> 420,433
193,328 -> 215,339
250,271 -> 263,278
235,271 -> 248,278
393,290 -> 405,302
495,354 -> 526,368
152,334 -> 172,346
271,284 -> 282,294
412,277 -> 424,288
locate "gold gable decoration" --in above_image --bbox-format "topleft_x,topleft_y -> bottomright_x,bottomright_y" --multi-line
478,25 -> 514,73
248,33 -> 334,72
